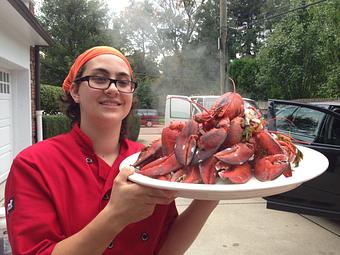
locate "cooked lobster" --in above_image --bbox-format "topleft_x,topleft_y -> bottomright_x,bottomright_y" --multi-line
133,90 -> 303,184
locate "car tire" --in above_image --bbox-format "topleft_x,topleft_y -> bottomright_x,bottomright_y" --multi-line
146,121 -> 153,127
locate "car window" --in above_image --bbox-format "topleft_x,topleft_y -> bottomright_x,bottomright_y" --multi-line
276,105 -> 298,131
292,107 -> 325,137
204,98 -> 217,109
135,109 -> 158,116
169,98 -> 191,119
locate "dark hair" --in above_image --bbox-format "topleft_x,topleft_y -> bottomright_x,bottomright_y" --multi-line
61,65 -> 136,140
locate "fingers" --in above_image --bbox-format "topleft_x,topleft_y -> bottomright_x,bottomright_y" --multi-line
141,188 -> 178,205
116,166 -> 135,182
115,166 -> 178,205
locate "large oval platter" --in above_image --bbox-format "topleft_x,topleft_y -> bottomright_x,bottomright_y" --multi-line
119,145 -> 329,200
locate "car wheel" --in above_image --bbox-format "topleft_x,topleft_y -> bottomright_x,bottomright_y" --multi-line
146,121 -> 153,127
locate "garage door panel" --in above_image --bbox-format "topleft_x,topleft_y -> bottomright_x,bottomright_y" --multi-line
0,126 -> 10,148
0,118 -> 10,127
0,150 -> 11,177
0,100 -> 10,119
0,70 -> 11,181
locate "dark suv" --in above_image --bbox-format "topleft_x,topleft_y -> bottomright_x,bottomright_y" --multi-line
265,99 -> 340,219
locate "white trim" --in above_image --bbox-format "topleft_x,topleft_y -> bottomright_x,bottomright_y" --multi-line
11,69 -> 32,156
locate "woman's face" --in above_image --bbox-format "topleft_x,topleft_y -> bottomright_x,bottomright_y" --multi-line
70,54 -> 133,127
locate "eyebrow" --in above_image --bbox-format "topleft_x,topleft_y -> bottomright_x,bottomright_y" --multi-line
89,68 -> 130,79
89,68 -> 110,76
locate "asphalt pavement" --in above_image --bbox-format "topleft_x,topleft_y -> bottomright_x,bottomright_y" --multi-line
138,126 -> 340,255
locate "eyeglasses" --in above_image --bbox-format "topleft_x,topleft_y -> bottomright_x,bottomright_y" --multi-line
74,76 -> 137,93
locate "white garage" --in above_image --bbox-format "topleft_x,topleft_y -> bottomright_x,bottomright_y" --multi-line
0,0 -> 52,184
0,70 -> 12,182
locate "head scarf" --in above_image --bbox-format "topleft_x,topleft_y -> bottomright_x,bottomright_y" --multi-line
62,46 -> 133,92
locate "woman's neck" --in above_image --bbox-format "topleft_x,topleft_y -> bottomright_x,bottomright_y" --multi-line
80,120 -> 122,165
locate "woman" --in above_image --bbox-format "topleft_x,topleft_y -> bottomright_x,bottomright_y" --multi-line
5,46 -> 218,255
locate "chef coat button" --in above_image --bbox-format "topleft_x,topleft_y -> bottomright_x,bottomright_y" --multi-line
141,232 -> 149,241
108,241 -> 114,249
103,193 -> 110,200
85,157 -> 93,164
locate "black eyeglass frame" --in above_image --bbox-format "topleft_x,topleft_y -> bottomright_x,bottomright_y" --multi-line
74,75 -> 138,93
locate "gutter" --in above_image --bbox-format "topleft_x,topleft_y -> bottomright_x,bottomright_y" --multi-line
34,46 -> 44,142
8,0 -> 54,46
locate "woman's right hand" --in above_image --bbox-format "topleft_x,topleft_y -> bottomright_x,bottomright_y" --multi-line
106,166 -> 177,228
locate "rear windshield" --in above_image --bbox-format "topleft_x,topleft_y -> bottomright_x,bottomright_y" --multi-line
135,109 -> 158,116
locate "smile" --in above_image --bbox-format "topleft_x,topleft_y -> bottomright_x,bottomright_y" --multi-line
99,100 -> 122,106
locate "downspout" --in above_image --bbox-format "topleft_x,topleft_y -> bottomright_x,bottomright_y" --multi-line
34,45 -> 44,142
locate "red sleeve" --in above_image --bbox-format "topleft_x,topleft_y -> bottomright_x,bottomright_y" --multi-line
5,154 -> 62,255
154,201 -> 178,253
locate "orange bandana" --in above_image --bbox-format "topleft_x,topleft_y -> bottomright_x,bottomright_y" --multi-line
62,46 -> 133,92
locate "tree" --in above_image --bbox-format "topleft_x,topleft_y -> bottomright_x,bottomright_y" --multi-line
38,0 -> 113,86
135,78 -> 158,109
229,57 -> 259,99
256,0 -> 340,100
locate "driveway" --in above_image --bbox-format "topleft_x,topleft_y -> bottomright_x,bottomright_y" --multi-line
138,126 -> 340,255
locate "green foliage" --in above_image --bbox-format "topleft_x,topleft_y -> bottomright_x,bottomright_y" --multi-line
42,113 -> 141,141
126,113 -> 141,142
256,0 -> 340,100
135,79 -> 158,109
38,0 -> 113,86
40,84 -> 64,114
229,57 -> 259,99
37,0 -> 339,105
42,114 -> 72,139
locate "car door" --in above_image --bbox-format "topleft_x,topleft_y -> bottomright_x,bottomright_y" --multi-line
265,100 -> 340,219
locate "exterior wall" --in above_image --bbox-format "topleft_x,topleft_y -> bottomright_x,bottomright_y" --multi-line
0,30 -> 32,157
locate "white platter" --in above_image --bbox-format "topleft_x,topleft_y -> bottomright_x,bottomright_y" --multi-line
119,145 -> 329,200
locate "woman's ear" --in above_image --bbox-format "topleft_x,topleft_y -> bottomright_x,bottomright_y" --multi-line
69,83 -> 80,103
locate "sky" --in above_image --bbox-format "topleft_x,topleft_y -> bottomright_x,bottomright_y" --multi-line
106,0 -> 130,14
34,0 -> 141,14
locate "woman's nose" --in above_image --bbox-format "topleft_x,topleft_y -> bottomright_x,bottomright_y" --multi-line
104,81 -> 119,95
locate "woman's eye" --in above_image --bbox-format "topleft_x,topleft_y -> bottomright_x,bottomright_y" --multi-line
117,80 -> 130,87
92,77 -> 108,84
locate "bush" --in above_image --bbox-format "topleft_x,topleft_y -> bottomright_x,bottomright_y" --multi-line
40,83 -> 141,141
42,113 -> 141,141
41,84 -> 64,114
42,114 -> 72,139
127,113 -> 141,141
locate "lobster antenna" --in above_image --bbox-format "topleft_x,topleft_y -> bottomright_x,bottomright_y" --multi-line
229,77 -> 236,92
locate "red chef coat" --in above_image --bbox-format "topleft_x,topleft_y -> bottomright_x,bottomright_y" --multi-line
5,124 -> 178,255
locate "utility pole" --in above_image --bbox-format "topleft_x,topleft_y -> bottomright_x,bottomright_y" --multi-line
219,0 -> 230,94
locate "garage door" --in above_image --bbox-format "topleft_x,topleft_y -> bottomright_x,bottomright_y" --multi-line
0,70 -> 12,182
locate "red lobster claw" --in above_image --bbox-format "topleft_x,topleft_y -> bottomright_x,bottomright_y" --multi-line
174,119 -> 199,166
138,153 -> 182,177
223,116 -> 244,148
254,131 -> 284,157
133,138 -> 163,168
214,142 -> 254,165
198,157 -> 218,184
161,121 -> 185,155
254,154 -> 289,181
182,165 -> 202,184
218,162 -> 252,184
191,126 -> 228,165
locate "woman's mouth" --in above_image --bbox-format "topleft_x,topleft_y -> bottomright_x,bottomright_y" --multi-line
99,100 -> 122,106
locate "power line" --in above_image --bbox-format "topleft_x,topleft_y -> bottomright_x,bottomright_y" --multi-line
249,0 -> 328,27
